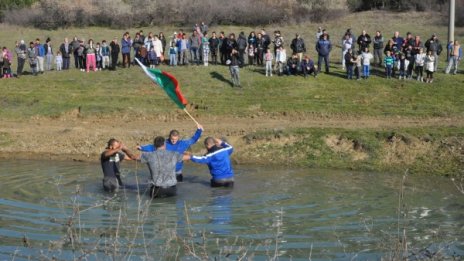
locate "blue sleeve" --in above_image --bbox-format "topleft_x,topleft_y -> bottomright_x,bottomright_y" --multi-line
185,128 -> 203,146
191,154 -> 212,164
139,144 -> 155,152
221,142 -> 234,155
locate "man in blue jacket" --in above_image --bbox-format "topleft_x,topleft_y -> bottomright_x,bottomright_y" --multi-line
187,137 -> 234,188
138,124 -> 203,182
315,34 -> 332,73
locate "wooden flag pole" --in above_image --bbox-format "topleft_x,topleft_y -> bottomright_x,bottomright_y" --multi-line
183,108 -> 200,126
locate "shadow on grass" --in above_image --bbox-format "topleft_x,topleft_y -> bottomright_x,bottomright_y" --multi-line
210,71 -> 234,87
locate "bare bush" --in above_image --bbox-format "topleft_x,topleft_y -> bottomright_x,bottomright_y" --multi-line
2,0 -> 342,28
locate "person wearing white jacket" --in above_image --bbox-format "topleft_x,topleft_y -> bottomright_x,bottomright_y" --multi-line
275,46 -> 287,76
361,47 -> 373,79
424,50 -> 435,83
414,48 -> 426,82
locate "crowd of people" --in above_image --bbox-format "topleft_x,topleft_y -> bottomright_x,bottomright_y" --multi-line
101,124 -> 235,198
1,23 -> 462,83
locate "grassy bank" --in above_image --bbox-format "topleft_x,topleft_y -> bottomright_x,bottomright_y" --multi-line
232,127 -> 464,176
0,11 -> 463,175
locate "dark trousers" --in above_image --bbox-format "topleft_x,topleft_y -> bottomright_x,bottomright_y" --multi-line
17,58 -> 26,76
111,54 -> 118,69
318,54 -> 330,73
122,53 -> 130,68
63,57 -> 70,70
150,185 -> 177,198
220,51 -> 227,65
303,67 -> 317,77
211,179 -> 234,188
78,56 -> 85,69
238,49 -> 246,66
74,53 -> 79,68
256,49 -> 263,65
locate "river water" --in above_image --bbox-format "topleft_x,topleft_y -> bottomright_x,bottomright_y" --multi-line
0,160 -> 463,260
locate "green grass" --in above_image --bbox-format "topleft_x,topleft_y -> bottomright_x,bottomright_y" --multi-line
1,62 -> 463,119
1,11 -> 463,119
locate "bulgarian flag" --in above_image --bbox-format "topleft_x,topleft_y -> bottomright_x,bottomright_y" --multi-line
135,58 -> 188,109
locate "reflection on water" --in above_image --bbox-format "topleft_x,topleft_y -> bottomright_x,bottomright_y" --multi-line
0,160 -> 463,260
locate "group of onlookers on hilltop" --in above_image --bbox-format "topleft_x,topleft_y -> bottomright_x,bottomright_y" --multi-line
1,22 -> 462,84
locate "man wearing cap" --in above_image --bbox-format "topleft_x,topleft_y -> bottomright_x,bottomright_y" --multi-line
138,123 -> 203,182
425,34 -> 443,71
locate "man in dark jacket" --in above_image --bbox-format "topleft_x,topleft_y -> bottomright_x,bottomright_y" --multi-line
236,32 -> 247,66
70,36 -> 81,69
425,34 -> 443,71
357,30 -> 371,52
101,139 -> 137,192
209,32 -> 220,65
315,34 -> 332,73
290,33 -> 306,63
59,38 -> 72,70
373,31 -> 384,67
110,38 -> 120,70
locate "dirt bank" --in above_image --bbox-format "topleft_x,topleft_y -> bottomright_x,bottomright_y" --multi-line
1,113 -> 463,174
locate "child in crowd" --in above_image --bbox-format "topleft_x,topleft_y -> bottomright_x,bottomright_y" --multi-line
398,53 -> 406,80
95,42 -> 102,70
361,47 -> 373,79
425,50 -> 435,83
384,51 -> 394,79
352,53 -> 362,80
414,48 -> 426,82
148,46 -> 157,68
28,42 -> 38,76
2,48 -> 12,78
344,48 -> 354,79
101,40 -> 110,69
264,48 -> 274,77
55,50 -> 63,71
275,46 -> 286,76
247,44 -> 255,66
169,43 -> 177,66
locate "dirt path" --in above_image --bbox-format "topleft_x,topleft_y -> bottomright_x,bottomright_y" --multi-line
1,114 -> 463,162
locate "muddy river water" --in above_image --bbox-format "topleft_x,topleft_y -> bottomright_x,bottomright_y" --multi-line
0,160 -> 463,260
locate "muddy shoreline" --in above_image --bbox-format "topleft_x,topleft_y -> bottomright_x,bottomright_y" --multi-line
1,115 -> 463,174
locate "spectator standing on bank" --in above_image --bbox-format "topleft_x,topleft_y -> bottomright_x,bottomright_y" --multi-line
15,40 -> 27,77
264,48 -> 273,77
27,41 -> 38,76
341,33 -> 353,70
373,31 -> 384,67
110,38 -> 120,70
209,32 -> 219,65
85,39 -> 97,72
357,30 -> 371,53
384,50 -> 394,79
415,48 -> 426,82
70,36 -> 80,69
121,32 -> 131,68
101,40 -> 110,69
236,32 -> 247,66
256,33 -> 265,66
344,48 -> 354,79
425,34 -> 443,72
315,34 -> 332,73
44,38 -> 54,71
445,40 -> 461,75
361,47 -> 373,79
55,51 -> 63,71
201,32 -> 210,66
59,38 -> 72,70
290,33 -> 306,63
34,38 -> 45,73
424,50 -> 435,83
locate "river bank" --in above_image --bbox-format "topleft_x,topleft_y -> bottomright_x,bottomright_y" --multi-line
1,114 -> 463,175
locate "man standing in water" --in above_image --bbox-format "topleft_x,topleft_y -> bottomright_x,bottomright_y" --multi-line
138,124 -> 203,182
186,137 -> 234,187
100,138 -> 137,192
140,136 -> 189,198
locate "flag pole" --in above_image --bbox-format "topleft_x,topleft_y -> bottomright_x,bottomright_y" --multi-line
183,108 -> 200,126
